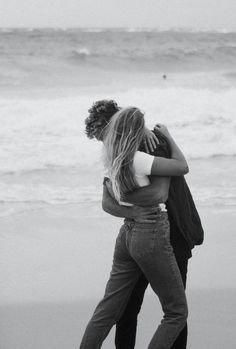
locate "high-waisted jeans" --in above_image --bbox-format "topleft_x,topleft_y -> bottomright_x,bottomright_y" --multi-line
80,212 -> 188,349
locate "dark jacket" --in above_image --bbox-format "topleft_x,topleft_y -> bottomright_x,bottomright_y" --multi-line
147,131 -> 204,249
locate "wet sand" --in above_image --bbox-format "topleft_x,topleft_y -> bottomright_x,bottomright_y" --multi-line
0,289 -> 236,348
1,204 -> 236,348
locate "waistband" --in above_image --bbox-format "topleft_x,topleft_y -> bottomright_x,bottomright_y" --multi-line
124,206 -> 168,228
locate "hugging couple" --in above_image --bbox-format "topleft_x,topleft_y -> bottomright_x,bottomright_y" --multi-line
80,100 -> 204,349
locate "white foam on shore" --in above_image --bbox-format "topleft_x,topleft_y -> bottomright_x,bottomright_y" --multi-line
0,86 -> 236,173
1,86 -> 236,209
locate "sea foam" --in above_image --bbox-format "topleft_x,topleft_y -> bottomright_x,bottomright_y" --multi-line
0,85 -> 236,209
0,86 -> 235,173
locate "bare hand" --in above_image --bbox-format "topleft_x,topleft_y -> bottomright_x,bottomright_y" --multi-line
143,128 -> 159,153
105,180 -> 115,199
154,124 -> 170,138
132,206 -> 161,223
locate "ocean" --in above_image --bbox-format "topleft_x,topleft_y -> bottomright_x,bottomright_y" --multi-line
0,28 -> 236,215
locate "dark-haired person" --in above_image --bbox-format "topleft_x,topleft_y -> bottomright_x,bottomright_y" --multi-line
82,100 -> 204,349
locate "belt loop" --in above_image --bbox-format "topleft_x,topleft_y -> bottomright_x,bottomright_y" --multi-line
126,220 -> 135,230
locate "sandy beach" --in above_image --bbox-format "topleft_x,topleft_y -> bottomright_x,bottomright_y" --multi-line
1,203 -> 236,348
1,289 -> 236,349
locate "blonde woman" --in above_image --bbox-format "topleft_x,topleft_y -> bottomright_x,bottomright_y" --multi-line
80,107 -> 188,349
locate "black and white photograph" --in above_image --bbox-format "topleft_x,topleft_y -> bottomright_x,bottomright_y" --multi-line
0,1 -> 236,348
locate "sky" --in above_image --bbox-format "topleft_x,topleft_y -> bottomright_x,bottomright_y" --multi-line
0,0 -> 236,31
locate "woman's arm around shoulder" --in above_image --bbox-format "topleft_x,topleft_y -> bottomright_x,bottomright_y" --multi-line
150,124 -> 189,176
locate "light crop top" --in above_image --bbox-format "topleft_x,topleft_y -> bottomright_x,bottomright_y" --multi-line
132,151 -> 154,187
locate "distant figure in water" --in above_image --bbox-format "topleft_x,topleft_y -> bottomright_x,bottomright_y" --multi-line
163,74 -> 167,80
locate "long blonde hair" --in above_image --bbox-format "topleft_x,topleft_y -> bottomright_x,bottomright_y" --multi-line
103,107 -> 145,202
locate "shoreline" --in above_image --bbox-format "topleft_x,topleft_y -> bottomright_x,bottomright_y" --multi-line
1,156 -> 235,216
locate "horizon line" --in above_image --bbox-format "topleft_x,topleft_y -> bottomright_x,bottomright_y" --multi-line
0,26 -> 235,34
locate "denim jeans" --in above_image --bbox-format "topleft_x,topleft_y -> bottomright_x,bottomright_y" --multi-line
115,260 -> 188,349
80,212 -> 188,349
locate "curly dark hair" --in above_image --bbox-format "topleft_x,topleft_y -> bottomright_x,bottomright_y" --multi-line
85,99 -> 120,139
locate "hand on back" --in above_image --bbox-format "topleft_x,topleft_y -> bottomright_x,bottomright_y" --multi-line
133,206 -> 161,223
154,124 -> 171,138
143,127 -> 159,153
